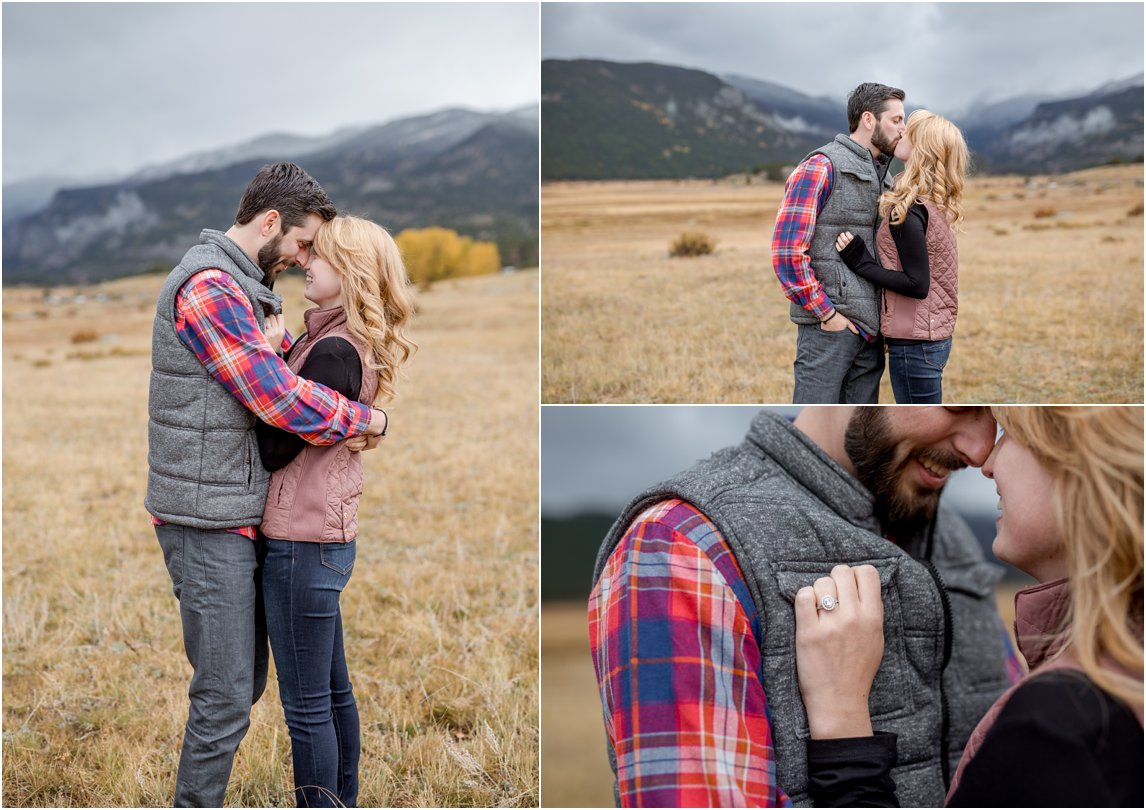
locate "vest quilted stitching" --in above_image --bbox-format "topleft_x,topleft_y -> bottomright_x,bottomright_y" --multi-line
875,198 -> 959,340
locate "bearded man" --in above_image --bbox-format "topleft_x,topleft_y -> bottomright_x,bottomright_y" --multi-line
772,83 -> 906,404
589,407 -> 1020,807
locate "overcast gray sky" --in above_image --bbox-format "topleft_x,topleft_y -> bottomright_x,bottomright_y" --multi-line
541,406 -> 998,519
3,2 -> 539,185
542,2 -> 1143,115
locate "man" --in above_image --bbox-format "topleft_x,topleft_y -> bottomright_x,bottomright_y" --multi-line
589,408 -> 1020,807
146,162 -> 388,807
772,83 -> 906,404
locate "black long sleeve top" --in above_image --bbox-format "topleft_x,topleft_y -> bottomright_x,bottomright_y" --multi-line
837,203 -> 931,300
255,336 -> 363,472
805,671 -> 1144,808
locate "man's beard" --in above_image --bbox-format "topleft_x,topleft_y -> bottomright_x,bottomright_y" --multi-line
871,124 -> 900,159
844,408 -> 964,537
257,232 -> 287,281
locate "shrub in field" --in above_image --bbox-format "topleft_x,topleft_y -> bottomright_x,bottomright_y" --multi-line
396,227 -> 501,290
1128,203 -> 1144,217
669,231 -> 716,258
1033,206 -> 1057,219
70,328 -> 99,344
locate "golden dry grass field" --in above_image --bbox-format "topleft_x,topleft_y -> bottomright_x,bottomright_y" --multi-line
541,165 -> 1144,403
2,269 -> 539,807
540,583 -> 1027,808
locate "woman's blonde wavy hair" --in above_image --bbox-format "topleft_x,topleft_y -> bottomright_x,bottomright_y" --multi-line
880,109 -> 969,231
991,406 -> 1144,713
313,216 -> 416,404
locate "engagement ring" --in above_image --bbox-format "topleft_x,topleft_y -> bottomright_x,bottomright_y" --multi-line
818,594 -> 838,612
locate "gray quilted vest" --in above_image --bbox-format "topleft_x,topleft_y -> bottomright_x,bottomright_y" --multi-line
145,229 -> 283,529
592,412 -> 1012,806
788,135 -> 894,336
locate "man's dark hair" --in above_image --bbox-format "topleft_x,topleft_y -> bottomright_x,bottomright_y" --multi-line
847,83 -> 906,133
234,162 -> 336,231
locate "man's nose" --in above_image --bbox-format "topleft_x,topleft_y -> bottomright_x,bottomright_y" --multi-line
955,410 -> 998,467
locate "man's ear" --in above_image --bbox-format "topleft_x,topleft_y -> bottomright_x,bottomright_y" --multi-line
861,111 -> 875,132
259,210 -> 281,237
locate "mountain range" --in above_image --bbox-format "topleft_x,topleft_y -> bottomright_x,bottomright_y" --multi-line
542,59 -> 1143,180
4,105 -> 539,285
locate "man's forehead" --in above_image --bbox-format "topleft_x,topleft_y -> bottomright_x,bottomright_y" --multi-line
286,213 -> 322,240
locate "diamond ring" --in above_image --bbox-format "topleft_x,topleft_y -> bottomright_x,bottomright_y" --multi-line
817,594 -> 839,612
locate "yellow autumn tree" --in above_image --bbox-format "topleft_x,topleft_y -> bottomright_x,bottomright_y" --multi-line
396,227 -> 501,289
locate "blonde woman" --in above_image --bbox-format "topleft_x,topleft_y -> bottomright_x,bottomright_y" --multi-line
255,215 -> 416,807
793,407 -> 1143,806
835,110 -> 969,403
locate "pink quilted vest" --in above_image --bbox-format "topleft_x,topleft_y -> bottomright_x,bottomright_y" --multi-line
260,306 -> 378,543
875,197 -> 959,340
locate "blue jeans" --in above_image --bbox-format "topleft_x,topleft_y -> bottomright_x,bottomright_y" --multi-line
262,537 -> 360,808
887,337 -> 953,403
793,323 -> 884,404
156,525 -> 268,807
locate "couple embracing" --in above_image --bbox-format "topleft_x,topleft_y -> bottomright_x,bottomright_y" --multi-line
145,163 -> 415,806
590,406 -> 1143,806
774,82 -> 966,404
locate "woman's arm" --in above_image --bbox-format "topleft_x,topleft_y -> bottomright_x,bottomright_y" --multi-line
256,337 -> 363,471
835,205 -> 931,299
948,673 -> 1144,807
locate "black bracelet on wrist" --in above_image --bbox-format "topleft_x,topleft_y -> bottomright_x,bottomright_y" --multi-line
374,407 -> 388,437
820,311 -> 836,324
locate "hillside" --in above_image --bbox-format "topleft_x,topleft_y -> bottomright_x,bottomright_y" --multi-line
3,107 -> 539,285
542,59 -> 1144,180
542,59 -> 821,180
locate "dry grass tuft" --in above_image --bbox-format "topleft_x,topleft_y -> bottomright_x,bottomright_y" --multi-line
3,270 -> 540,807
1128,202 -> 1144,217
541,165 -> 1143,403
70,328 -> 100,344
1032,206 -> 1057,218
669,231 -> 717,258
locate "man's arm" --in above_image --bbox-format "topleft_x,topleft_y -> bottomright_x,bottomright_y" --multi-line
589,499 -> 790,807
771,155 -> 835,321
174,270 -> 383,445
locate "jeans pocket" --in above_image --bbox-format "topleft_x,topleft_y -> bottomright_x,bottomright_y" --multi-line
922,339 -> 952,371
158,526 -> 185,598
319,541 -> 356,577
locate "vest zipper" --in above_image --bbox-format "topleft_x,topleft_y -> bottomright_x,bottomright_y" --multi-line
921,557 -> 954,790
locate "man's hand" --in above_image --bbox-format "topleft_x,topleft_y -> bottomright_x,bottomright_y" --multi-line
346,432 -> 383,453
347,408 -> 389,453
263,313 -> 286,352
820,311 -> 859,335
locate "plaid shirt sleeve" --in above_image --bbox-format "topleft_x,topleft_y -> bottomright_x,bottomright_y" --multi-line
174,270 -> 372,444
771,154 -> 835,321
589,499 -> 791,807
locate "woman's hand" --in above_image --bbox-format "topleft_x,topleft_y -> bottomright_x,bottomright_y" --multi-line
795,564 -> 885,739
263,313 -> 286,353
835,231 -> 856,252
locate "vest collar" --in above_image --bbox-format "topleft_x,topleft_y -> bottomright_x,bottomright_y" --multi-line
302,305 -> 348,342
199,229 -> 266,285
1013,577 -> 1071,671
746,412 -> 879,528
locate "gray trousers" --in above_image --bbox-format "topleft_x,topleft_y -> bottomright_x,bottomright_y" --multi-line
792,322 -> 884,404
156,524 -> 268,808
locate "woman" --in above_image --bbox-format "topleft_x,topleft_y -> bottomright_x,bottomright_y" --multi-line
835,110 -> 968,404
256,215 -> 416,807
794,407 -> 1143,806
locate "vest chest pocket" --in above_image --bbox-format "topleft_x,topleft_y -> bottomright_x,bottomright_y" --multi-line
770,557 -> 917,725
